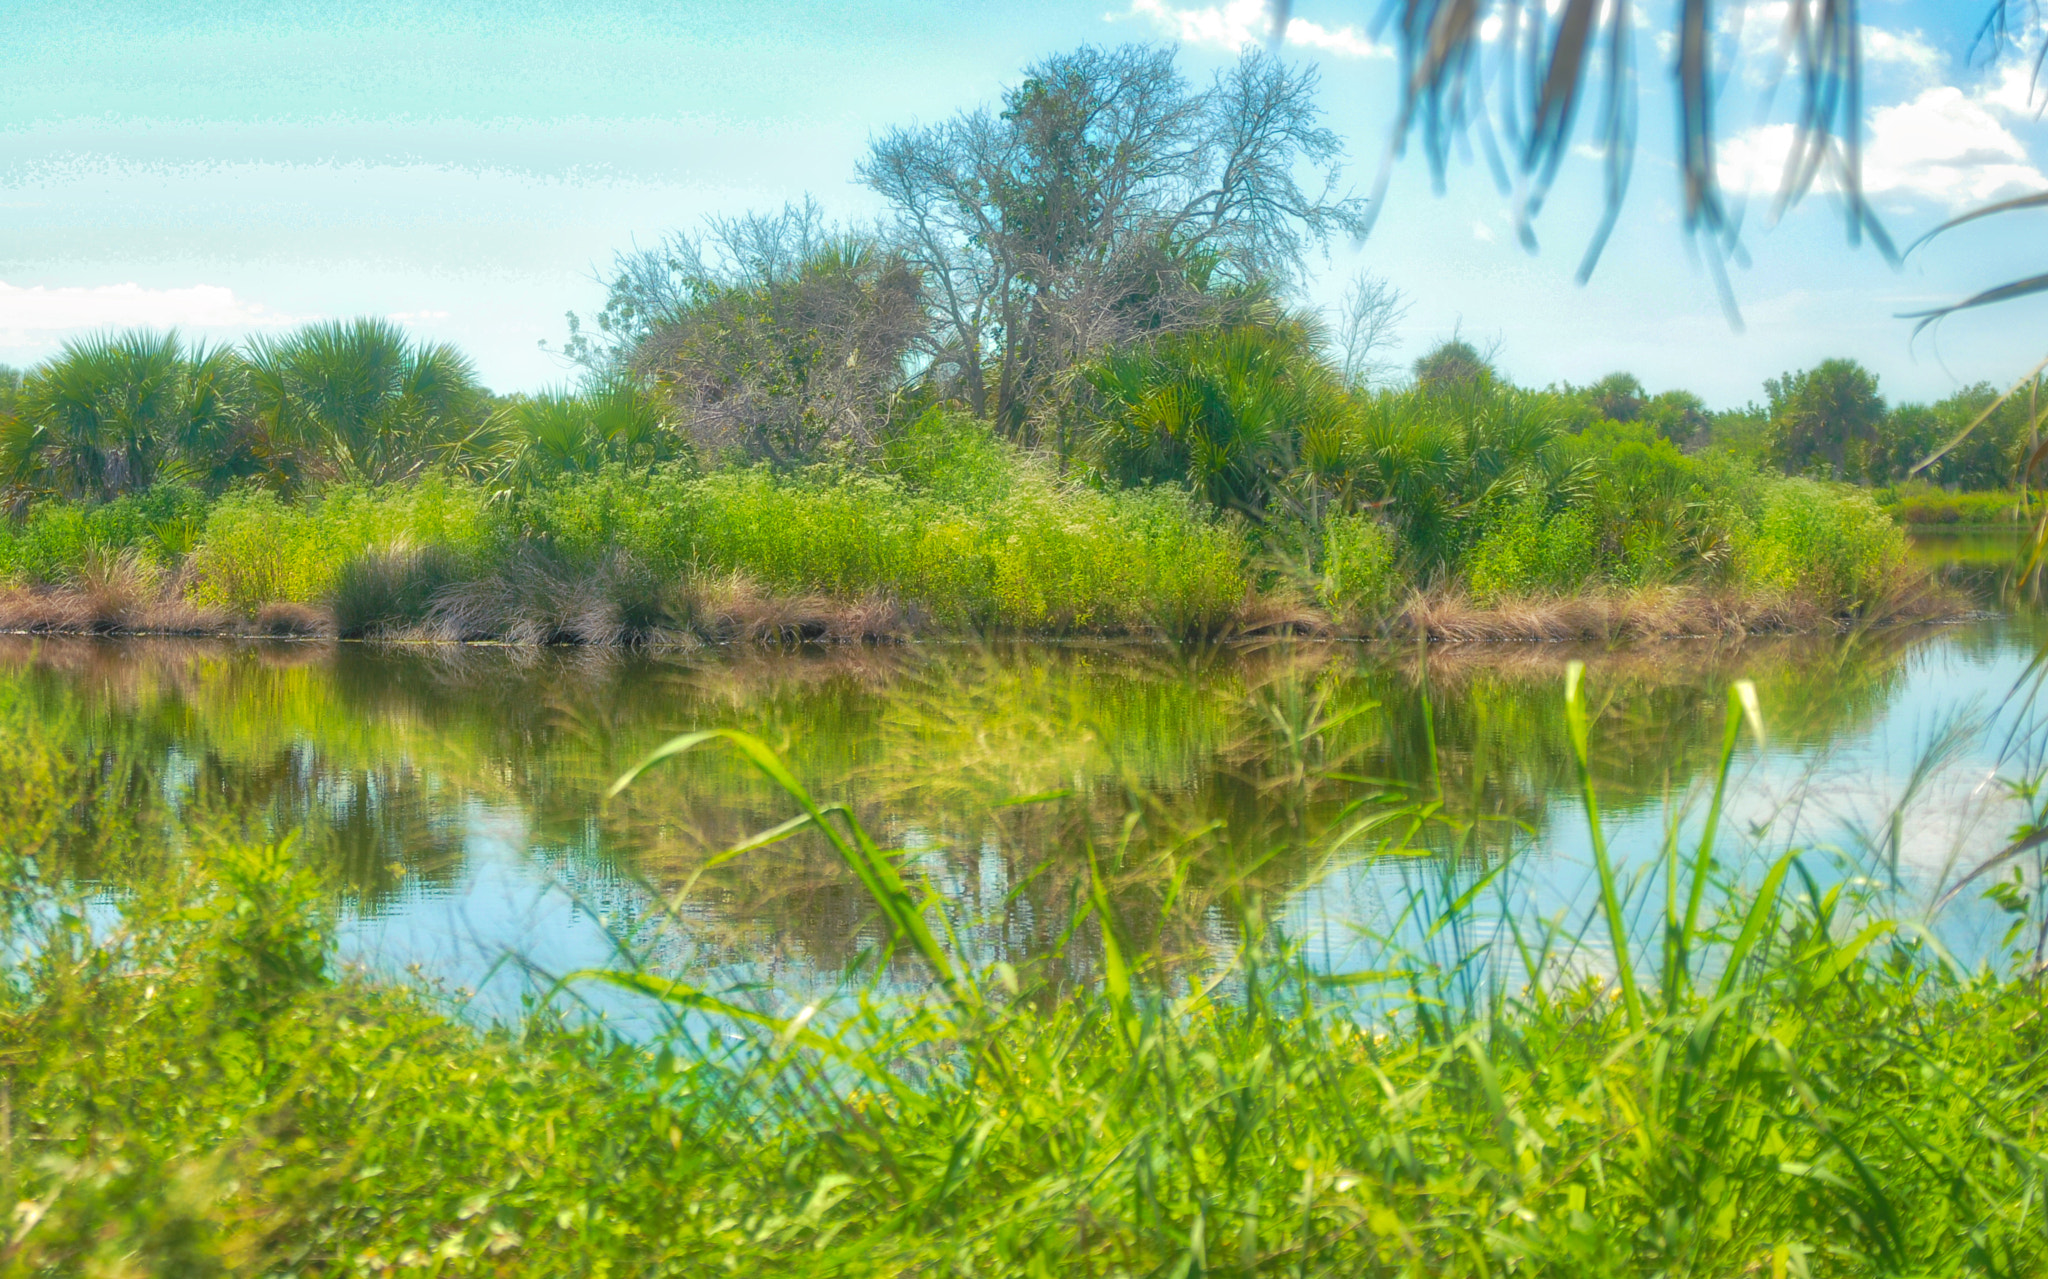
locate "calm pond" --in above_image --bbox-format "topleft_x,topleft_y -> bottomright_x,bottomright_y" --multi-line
11,529 -> 2044,1015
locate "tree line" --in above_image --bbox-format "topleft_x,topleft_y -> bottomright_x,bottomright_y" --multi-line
0,43 -> 2038,518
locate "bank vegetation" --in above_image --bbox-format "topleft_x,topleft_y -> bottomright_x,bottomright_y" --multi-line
0,47 -> 1991,645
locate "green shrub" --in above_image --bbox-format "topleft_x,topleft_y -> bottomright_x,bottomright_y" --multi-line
1464,502 -> 1599,604
0,483 -> 210,585
522,458 -> 1249,635
1317,513 -> 1402,619
676,467 -> 924,595
879,407 -> 1017,508
1737,478 -> 1908,608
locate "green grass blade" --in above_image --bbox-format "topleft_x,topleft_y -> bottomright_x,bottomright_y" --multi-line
1564,661 -> 1644,1037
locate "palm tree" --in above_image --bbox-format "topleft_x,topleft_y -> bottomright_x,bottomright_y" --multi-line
3,331 -> 242,501
500,379 -> 681,484
1085,317 -> 1346,516
247,318 -> 496,485
1348,382 -> 1590,578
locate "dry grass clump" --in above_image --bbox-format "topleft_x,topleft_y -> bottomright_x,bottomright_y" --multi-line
252,602 -> 335,638
0,550 -> 231,636
0,545 -> 1971,649
331,543 -> 465,639
1221,592 -> 1330,639
424,552 -> 677,646
675,572 -> 909,645
1385,579 -> 1965,644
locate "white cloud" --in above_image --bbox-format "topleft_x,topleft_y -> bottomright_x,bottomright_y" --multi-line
1718,84 -> 2046,209
1124,0 -> 1387,59
0,281 -> 299,347
1863,26 -> 1941,72
1979,57 -> 2046,119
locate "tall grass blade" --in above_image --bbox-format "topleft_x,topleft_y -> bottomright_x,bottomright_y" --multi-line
611,728 -> 978,1009
1564,660 -> 1644,1035
1676,679 -> 1762,1009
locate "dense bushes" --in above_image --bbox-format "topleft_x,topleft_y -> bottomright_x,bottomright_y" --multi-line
1881,484 -> 2029,526
0,482 -> 208,584
0,402 -> 1927,638
0,318 -> 1950,640
1737,480 -> 1908,604
185,477 -> 497,613
1,442 -> 1251,638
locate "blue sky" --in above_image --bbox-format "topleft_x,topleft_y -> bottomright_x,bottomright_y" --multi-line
1,0 -> 2043,407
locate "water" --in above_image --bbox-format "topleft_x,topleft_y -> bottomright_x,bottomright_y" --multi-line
7,532 -> 2044,1015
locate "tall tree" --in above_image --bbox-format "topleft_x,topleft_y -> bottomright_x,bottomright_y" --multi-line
860,45 -> 1367,440
1765,359 -> 1886,479
578,201 -> 925,466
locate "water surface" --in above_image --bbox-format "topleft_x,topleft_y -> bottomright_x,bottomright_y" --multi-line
10,536 -> 2044,1013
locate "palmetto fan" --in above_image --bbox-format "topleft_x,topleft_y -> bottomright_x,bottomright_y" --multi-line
1266,0 -> 2036,321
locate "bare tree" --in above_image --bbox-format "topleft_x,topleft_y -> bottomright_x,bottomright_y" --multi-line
1332,271 -> 1409,390
572,200 -> 925,466
860,44 -> 1367,442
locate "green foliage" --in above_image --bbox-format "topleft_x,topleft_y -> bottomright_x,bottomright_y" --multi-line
1703,403 -> 1773,462
0,323 -> 1965,631
1869,382 -> 2038,490
1566,372 -> 1712,447
246,317 -> 496,485
1465,500 -> 1599,603
1315,512 -> 1402,618
1344,381 -> 1585,577
1880,484 -> 2027,525
1767,358 -> 1887,479
0,482 -> 210,585
498,379 -> 686,483
1737,478 -> 1908,607
1085,318 -> 1349,516
635,463 -> 1247,634
186,477 -> 495,612
1411,336 -> 1495,394
3,331 -> 244,500
877,407 -> 1017,507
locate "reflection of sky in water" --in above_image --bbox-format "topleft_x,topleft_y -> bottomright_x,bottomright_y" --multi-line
1293,621 -> 2047,990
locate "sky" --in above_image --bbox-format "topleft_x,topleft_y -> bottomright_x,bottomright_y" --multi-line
0,0 -> 2043,408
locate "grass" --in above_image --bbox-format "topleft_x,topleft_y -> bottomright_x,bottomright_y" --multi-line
0,411 -> 1955,643
2,657 -> 2045,1275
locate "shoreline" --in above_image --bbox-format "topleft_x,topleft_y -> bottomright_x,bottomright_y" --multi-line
0,579 -> 1978,650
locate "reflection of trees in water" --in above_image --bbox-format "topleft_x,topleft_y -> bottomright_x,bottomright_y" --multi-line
0,626 -> 1941,972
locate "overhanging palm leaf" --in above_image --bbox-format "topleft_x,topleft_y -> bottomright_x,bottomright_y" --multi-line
1268,1 -> 2036,317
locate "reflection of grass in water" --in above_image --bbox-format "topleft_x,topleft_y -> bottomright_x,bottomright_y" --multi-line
0,629 -> 1936,967
5,664 -> 2046,1274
